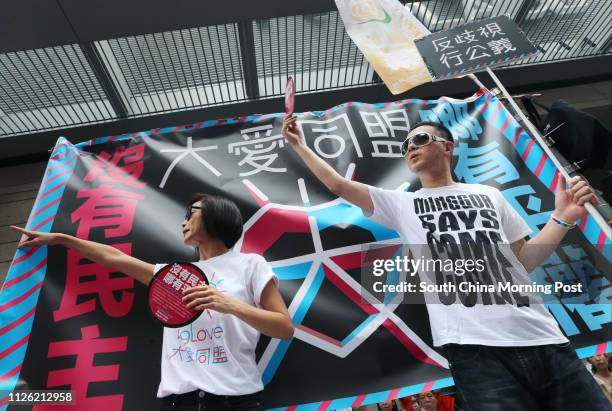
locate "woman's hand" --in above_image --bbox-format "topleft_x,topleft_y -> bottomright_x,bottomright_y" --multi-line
182,285 -> 239,314
281,115 -> 305,148
10,226 -> 63,248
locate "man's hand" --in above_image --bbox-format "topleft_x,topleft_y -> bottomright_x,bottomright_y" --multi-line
182,285 -> 239,314
11,226 -> 63,248
281,115 -> 304,148
554,174 -> 598,224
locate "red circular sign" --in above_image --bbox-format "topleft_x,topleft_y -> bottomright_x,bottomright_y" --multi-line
148,262 -> 209,328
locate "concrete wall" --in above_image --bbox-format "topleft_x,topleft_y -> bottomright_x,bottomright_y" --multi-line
0,162 -> 46,286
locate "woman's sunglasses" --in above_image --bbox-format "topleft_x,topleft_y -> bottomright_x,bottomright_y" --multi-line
185,205 -> 202,221
401,132 -> 448,156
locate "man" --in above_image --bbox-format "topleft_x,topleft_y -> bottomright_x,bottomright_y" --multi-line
281,115 -> 609,410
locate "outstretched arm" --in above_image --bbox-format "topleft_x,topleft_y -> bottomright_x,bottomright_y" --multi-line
10,226 -> 154,285
513,175 -> 598,272
282,115 -> 374,213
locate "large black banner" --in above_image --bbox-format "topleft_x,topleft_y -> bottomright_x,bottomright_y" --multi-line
1,90 -> 610,410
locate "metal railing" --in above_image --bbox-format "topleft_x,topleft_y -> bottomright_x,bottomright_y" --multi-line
0,0 -> 610,137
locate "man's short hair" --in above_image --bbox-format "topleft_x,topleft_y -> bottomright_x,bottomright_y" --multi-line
190,193 -> 243,249
409,121 -> 454,142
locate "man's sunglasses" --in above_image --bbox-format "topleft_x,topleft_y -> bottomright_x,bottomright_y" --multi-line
401,132 -> 448,156
185,205 -> 202,220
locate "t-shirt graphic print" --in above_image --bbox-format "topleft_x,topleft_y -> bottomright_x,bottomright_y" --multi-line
365,183 -> 568,347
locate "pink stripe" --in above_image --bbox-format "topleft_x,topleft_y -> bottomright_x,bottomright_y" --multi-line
512,127 -> 523,145
11,248 -> 37,265
387,388 -> 401,401
46,152 -> 77,172
353,395 -> 366,407
521,140 -> 534,162
0,281 -> 43,312
596,342 -> 608,355
549,170 -> 560,192
421,380 -> 435,393
317,400 -> 333,410
323,266 -> 378,315
0,364 -> 21,383
596,232 -> 606,253
0,334 -> 29,360
490,102 -> 502,125
30,197 -> 61,220
534,155 -> 547,177
0,307 -> 35,336
500,115 -> 512,133
296,325 -> 343,347
31,180 -> 68,211
2,258 -> 47,290
579,216 -> 588,231
383,319 -> 442,367
478,93 -> 493,115
285,406 -> 297,411
30,214 -> 56,231
41,168 -> 73,188
50,147 -> 77,161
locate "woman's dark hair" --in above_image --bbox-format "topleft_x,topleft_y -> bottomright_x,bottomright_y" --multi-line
189,193 -> 243,249
409,120 -> 454,142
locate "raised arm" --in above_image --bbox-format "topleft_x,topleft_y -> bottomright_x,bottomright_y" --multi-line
10,226 -> 154,285
282,115 -> 374,213
513,175 -> 598,272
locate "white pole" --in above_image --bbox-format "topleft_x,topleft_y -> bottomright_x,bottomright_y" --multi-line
485,67 -> 611,240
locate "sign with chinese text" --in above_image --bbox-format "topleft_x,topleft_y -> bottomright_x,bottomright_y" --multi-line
1,90 -> 609,410
414,15 -> 538,81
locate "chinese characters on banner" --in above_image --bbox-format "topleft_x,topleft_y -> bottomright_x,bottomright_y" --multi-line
37,144 -> 146,411
414,15 -> 538,81
12,91 -> 609,411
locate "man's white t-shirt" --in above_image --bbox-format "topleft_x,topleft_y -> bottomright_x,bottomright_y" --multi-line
155,252 -> 277,397
366,182 -> 568,347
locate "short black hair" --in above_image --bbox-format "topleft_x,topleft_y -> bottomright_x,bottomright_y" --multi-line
409,121 -> 454,142
189,193 -> 243,249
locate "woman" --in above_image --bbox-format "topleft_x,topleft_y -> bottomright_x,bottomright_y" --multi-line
12,193 -> 294,411
588,354 -> 612,403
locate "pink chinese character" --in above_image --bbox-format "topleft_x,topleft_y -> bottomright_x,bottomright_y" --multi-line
71,184 -> 144,239
34,325 -> 127,411
84,144 -> 146,188
54,245 -> 135,322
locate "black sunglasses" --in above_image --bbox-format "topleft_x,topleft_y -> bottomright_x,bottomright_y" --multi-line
401,132 -> 448,156
185,205 -> 202,220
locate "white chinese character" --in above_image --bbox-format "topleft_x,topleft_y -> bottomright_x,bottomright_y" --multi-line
485,22 -> 505,38
432,36 -> 453,52
228,124 -> 287,177
454,29 -> 477,44
170,264 -> 182,275
359,109 -> 409,158
487,38 -> 516,55
178,269 -> 190,281
159,137 -> 220,188
298,114 -> 363,159
440,50 -> 463,68
186,274 -> 200,287
477,26 -> 490,38
172,278 -> 184,291
163,273 -> 176,284
466,44 -> 491,60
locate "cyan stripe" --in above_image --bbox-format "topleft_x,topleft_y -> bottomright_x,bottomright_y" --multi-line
340,315 -> 377,346
272,262 -> 312,281
0,315 -> 35,352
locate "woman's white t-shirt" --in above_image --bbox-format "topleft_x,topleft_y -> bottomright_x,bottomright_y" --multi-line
155,252 -> 277,397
